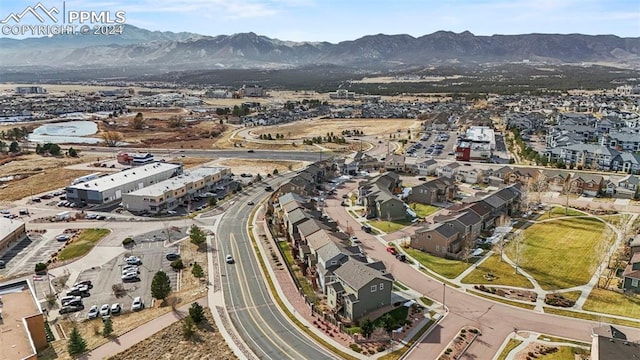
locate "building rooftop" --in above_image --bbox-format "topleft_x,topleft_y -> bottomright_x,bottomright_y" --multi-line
125,166 -> 228,197
0,217 -> 25,238
66,162 -> 181,193
0,280 -> 42,360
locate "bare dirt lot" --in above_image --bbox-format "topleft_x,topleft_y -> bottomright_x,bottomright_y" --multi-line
0,153 -> 93,203
107,308 -> 235,360
251,118 -> 423,139
211,158 -> 306,176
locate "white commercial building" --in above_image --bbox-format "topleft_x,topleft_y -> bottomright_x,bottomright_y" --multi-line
122,166 -> 232,214
0,217 -> 26,255
65,162 -> 182,205
465,126 -> 496,150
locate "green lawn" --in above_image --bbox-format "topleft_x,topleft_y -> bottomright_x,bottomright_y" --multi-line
409,203 -> 439,218
57,229 -> 110,261
372,306 -> 409,329
405,247 -> 471,279
556,290 -> 582,303
495,339 -> 523,360
461,254 -> 533,288
535,346 -> 589,360
504,218 -> 609,290
536,207 -> 585,220
369,218 -> 414,233
536,334 -> 590,347
543,307 -> 640,328
583,288 -> 640,319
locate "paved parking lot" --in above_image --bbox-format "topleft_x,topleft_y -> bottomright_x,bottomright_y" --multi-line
56,236 -> 180,321
0,234 -> 69,276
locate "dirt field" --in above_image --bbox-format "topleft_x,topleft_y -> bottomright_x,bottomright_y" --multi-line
212,158 -> 306,176
108,308 -> 235,360
251,118 -> 422,139
0,153 -> 93,203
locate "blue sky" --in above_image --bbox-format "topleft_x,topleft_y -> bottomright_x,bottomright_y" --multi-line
2,0 -> 639,41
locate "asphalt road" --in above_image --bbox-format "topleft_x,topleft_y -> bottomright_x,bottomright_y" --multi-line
215,179 -> 337,360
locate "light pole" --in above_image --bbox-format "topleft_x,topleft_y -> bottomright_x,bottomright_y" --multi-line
443,283 -> 446,308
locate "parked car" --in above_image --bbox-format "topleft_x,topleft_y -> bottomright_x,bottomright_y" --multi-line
60,296 -> 82,307
122,264 -> 138,272
87,305 -> 99,319
264,186 -> 273,192
0,260 -> 5,269
386,246 -> 397,255
99,304 -> 110,316
247,149 -> 255,153
165,253 -> 180,261
59,304 -> 84,314
131,297 -> 144,311
396,254 -> 407,262
225,254 -> 234,264
73,280 -> 93,289
110,303 -> 122,315
55,234 -> 70,241
125,256 -> 142,265
350,237 -> 361,245
122,273 -> 140,282
361,225 -> 372,233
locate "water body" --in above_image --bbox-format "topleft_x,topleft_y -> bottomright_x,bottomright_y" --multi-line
28,121 -> 102,144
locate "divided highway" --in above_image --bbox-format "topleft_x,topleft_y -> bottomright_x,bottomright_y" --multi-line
214,183 -> 337,359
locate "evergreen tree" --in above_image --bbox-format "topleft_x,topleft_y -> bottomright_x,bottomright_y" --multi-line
192,262 -> 204,278
9,141 -> 20,153
103,317 -> 113,337
189,225 -> 206,247
189,302 -> 205,323
151,270 -> 171,301
67,327 -> 87,355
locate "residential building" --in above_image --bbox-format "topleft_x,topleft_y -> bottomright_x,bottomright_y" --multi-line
615,175 -> 640,199
541,170 -> 571,193
410,222 -> 461,257
384,154 -> 406,173
611,153 -> 640,174
591,325 -> 640,360
437,162 -> 461,178
623,252 -> 640,293
0,279 -> 48,360
121,166 -> 231,214
358,172 -> 406,220
15,86 -> 46,94
567,174 -> 604,196
66,162 -> 182,205
407,177 -> 456,205
415,159 -> 438,176
327,259 -> 392,321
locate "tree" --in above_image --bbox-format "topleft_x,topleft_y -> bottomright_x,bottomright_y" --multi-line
0,140 -> 6,153
170,259 -> 185,270
9,141 -> 20,153
68,147 -> 79,157
361,318 -> 374,339
67,327 -> 87,355
207,197 -> 217,207
167,115 -> 185,128
151,270 -> 171,301
192,262 -> 204,278
48,143 -> 61,156
130,112 -> 145,129
189,225 -> 206,247
382,314 -> 395,336
182,316 -> 194,339
101,131 -> 123,147
102,317 -> 113,337
273,168 -> 279,175
189,302 -> 205,323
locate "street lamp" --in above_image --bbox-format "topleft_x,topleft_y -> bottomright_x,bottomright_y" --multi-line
443,283 -> 446,309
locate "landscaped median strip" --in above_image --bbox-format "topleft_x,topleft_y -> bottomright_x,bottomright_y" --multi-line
467,290 -> 536,310
246,208 -> 359,360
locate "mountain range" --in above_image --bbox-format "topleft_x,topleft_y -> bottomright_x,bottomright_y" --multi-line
1,25 -> 639,71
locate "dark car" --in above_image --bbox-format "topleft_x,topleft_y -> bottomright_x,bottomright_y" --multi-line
361,225 -> 372,233
59,304 -> 85,314
247,149 -> 255,153
166,253 -> 180,261
0,260 -> 5,269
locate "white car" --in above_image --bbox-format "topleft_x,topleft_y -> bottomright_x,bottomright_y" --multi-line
99,304 -> 110,316
125,256 -> 142,265
110,303 -> 122,315
225,254 -> 234,264
131,296 -> 144,311
122,264 -> 138,272
122,273 -> 140,282
87,305 -> 99,319
55,234 -> 70,241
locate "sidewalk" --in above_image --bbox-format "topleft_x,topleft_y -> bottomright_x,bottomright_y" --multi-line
81,297 -> 207,359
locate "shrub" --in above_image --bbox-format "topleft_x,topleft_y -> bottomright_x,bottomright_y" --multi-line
189,302 -> 205,323
170,259 -> 185,270
349,343 -> 362,353
122,237 -> 134,246
35,262 -> 47,272
377,345 -> 386,352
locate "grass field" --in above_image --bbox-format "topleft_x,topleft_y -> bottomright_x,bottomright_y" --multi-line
543,307 -> 640,328
369,218 -> 414,233
58,229 -> 110,261
536,334 -> 590,347
495,339 -> 523,360
461,254 -> 533,288
535,207 -> 585,220
535,346 -> 587,360
583,288 -> 640,319
404,247 -> 471,279
251,118 -> 422,139
556,290 -> 582,303
504,218 -> 609,290
409,203 -> 440,218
